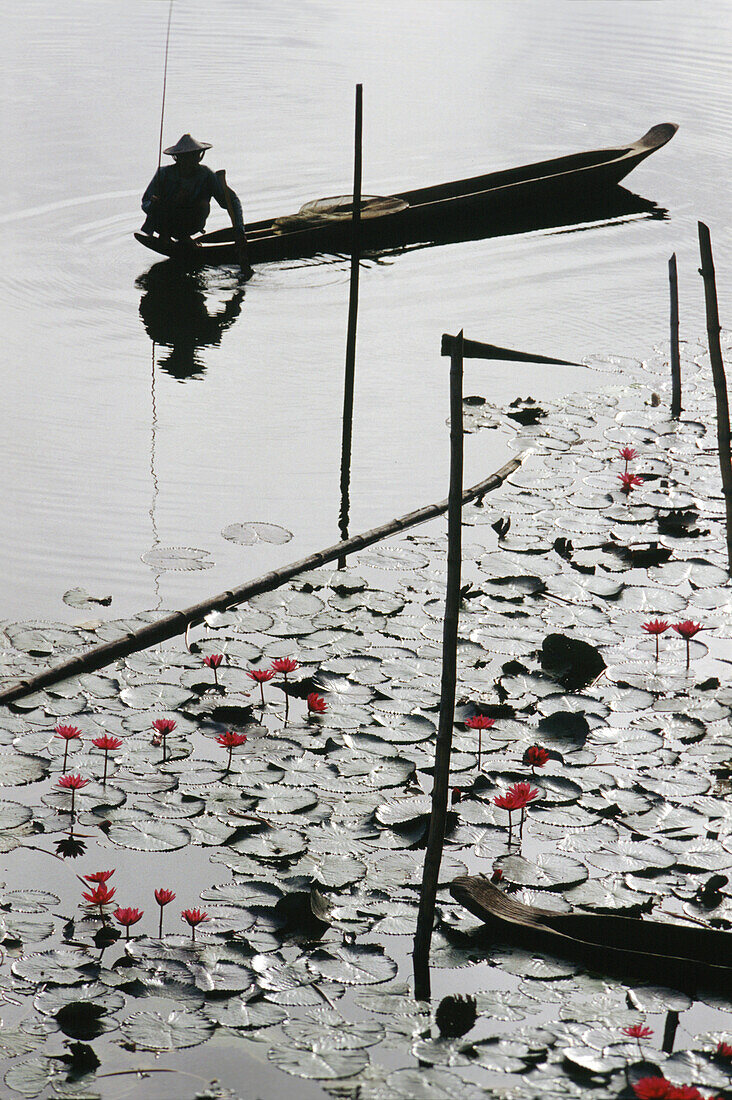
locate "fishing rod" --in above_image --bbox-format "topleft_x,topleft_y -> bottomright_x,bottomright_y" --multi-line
154,0 -> 175,194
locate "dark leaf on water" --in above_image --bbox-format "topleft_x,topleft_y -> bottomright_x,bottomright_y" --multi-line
540,634 -> 607,692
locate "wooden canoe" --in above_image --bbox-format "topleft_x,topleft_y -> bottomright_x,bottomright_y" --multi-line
135,123 -> 677,267
450,875 -> 732,993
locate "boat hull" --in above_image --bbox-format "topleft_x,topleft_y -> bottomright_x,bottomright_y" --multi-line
135,123 -> 677,267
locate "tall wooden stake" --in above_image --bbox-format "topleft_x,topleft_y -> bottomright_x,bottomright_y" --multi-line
338,83 -> 363,567
698,222 -> 732,573
413,331 -> 464,1002
669,253 -> 681,418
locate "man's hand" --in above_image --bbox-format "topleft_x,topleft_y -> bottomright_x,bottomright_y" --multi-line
234,229 -> 253,279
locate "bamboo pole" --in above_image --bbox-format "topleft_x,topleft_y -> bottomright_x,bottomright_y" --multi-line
698,222 -> 732,573
413,331 -> 464,1002
669,253 -> 681,418
338,84 -> 363,565
0,454 -> 524,707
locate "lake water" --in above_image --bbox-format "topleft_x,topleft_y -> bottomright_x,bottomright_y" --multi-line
2,0 -> 730,625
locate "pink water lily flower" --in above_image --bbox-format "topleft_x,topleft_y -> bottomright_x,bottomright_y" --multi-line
216,730 -> 247,774
618,471 -> 644,495
672,620 -> 704,668
203,654 -> 224,687
181,907 -> 209,942
55,725 -> 82,771
465,714 -> 495,770
92,734 -> 122,784
114,907 -> 144,939
642,619 -> 670,661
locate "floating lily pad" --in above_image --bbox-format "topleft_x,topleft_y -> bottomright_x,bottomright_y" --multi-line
141,546 -> 214,571
121,1009 -> 214,1050
496,853 -> 588,890
222,522 -> 293,545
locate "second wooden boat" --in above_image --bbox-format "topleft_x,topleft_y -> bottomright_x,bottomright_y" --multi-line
135,123 -> 677,266
451,875 -> 732,993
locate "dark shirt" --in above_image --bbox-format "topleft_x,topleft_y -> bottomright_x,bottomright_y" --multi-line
141,164 -> 244,233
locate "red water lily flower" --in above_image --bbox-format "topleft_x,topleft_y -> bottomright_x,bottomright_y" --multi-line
58,774 -> 89,817
618,471 -> 644,495
203,654 -> 224,687
619,446 -> 638,471
58,774 -> 89,790
667,1088 -> 704,1100
494,790 -> 521,845
623,1025 -> 654,1039
307,692 -> 327,718
632,1079 -> 674,1099
624,1022 -> 654,1057
82,882 -> 116,919
507,781 -> 540,841
642,619 -> 670,661
271,658 -> 299,720
55,725 -> 82,771
465,714 -> 495,770
247,667 -> 275,705
181,908 -> 209,942
672,620 -> 703,638
523,745 -> 549,770
271,657 -> 299,674
672,620 -> 704,668
83,869 -> 115,884
155,887 -> 176,936
506,781 -> 540,809
92,734 -> 122,784
114,907 -> 144,939
216,730 -> 247,774
716,1041 -> 732,1061
152,717 -> 176,762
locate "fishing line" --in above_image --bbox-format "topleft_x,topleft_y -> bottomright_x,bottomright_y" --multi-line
155,0 -> 175,186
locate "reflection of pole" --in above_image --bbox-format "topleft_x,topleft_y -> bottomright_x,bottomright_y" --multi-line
338,84 -> 363,567
149,343 -> 162,607
698,222 -> 732,574
669,254 -> 681,418
413,331 -> 464,1002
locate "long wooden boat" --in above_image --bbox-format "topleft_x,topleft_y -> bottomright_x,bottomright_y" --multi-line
135,123 -> 677,267
451,875 -> 732,993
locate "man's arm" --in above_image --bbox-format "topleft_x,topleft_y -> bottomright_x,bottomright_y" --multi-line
212,170 -> 253,276
142,168 -> 165,214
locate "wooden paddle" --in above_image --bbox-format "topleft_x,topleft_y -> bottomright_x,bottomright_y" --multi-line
215,169 -> 253,277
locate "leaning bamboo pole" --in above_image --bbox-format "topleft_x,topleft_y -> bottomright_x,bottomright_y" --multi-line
698,222 -> 732,574
413,332 -> 464,1002
0,454 -> 525,707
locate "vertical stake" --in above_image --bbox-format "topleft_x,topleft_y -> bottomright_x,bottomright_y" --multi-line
662,1010 -> 680,1054
698,222 -> 732,574
338,83 -> 363,567
413,331 -> 464,1002
669,253 -> 681,418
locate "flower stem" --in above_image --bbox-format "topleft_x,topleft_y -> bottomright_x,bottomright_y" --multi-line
63,743 -> 69,771
102,752 -> 108,785
158,908 -> 163,938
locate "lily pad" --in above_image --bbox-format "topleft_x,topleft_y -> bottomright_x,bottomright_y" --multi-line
222,522 -> 293,546
121,1008 -> 214,1050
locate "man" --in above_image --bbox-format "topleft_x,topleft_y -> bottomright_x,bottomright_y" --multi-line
141,134 -> 252,275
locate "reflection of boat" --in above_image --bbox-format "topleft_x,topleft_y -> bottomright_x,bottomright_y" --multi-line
451,876 -> 732,992
135,123 -> 677,266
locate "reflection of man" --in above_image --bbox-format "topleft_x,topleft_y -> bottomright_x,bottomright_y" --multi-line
137,263 -> 245,381
141,133 -> 251,274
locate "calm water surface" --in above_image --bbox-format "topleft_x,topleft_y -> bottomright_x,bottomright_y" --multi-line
2,0 -> 730,624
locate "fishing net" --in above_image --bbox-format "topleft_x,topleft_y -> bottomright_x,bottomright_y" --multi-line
273,194 -> 408,233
